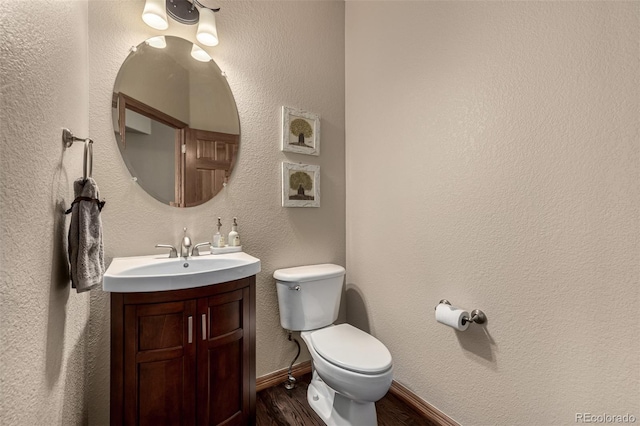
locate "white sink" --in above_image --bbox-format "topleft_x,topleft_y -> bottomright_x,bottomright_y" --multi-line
103,251 -> 261,292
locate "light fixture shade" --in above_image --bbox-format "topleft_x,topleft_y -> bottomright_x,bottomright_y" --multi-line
142,0 -> 169,30
196,8 -> 219,47
147,36 -> 167,49
190,44 -> 212,62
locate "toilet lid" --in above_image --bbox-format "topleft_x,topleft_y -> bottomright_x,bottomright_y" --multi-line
309,324 -> 392,374
273,264 -> 345,283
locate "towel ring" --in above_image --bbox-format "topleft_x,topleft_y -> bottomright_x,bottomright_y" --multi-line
62,128 -> 94,181
84,139 -> 93,180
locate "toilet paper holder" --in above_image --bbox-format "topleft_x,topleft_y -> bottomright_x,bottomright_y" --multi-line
435,300 -> 486,325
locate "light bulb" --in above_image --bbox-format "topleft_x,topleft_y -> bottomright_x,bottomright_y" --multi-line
142,0 -> 168,30
196,8 -> 219,47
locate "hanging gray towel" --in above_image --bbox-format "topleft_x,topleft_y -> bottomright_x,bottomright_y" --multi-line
68,177 -> 105,293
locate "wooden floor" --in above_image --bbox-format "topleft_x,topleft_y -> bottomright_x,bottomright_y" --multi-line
256,373 -> 438,426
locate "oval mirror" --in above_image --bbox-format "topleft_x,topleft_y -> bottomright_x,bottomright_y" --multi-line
112,36 -> 240,207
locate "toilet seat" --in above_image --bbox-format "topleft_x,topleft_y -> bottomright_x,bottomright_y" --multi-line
309,324 -> 392,374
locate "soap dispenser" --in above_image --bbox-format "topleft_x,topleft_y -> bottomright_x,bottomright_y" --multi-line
228,217 -> 240,247
212,217 -> 223,248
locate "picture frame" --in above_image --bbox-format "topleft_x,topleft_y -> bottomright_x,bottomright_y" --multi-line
281,106 -> 320,156
282,162 -> 320,208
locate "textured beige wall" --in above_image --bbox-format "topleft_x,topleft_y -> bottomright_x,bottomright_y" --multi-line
0,1 -> 91,424
87,0 -> 345,424
346,2 -> 639,425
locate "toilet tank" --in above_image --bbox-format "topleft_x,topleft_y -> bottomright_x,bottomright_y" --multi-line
274,264 -> 345,331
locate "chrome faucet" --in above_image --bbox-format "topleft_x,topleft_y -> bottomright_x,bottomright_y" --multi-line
181,227 -> 192,258
157,228 -> 208,259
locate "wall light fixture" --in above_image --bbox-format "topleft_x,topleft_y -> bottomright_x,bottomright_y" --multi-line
142,0 -> 220,47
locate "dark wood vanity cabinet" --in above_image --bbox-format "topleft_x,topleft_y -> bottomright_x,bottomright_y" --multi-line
110,276 -> 256,426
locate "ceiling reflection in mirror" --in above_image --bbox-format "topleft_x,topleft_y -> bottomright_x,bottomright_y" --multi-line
112,36 -> 240,207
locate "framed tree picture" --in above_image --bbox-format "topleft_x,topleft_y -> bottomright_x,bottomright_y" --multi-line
282,162 -> 320,208
281,106 -> 320,156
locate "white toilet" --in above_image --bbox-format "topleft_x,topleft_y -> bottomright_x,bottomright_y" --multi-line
274,264 -> 393,426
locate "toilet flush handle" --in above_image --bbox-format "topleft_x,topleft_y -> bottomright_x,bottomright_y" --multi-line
289,285 -> 301,291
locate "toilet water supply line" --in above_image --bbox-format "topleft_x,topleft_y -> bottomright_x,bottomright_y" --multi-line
285,331 -> 301,390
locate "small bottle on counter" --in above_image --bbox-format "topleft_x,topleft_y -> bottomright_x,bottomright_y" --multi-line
228,217 -> 240,247
212,217 -> 222,248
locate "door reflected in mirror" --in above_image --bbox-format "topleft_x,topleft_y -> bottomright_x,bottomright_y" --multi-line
112,36 -> 240,207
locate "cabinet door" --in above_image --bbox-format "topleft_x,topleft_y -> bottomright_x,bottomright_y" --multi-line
197,287 -> 250,426
124,300 -> 196,426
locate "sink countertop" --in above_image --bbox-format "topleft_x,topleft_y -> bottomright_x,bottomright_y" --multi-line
103,251 -> 261,293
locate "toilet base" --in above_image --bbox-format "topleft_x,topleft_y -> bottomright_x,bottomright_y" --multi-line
307,370 -> 378,426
